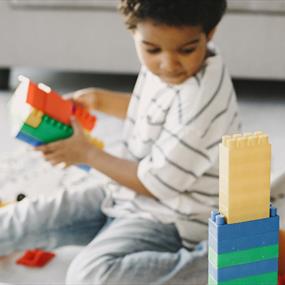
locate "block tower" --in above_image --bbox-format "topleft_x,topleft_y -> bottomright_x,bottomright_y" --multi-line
208,132 -> 279,285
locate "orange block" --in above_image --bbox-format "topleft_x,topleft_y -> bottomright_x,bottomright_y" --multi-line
26,81 -> 95,130
26,81 -> 73,125
26,82 -> 46,110
279,229 -> 285,275
74,104 -> 96,131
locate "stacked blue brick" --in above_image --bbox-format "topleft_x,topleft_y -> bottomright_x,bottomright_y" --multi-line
208,207 -> 279,284
16,131 -> 44,147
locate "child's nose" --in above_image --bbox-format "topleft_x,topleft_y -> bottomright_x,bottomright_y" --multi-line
159,53 -> 181,72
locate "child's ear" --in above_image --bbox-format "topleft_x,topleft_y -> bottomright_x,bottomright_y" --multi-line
207,27 -> 217,42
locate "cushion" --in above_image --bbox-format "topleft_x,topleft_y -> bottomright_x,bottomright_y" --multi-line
228,0 -> 285,14
10,0 -> 117,9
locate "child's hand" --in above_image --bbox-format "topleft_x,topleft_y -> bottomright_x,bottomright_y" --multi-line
35,117 -> 98,168
72,88 -> 100,111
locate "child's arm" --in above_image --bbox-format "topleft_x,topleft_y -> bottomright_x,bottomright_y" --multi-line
86,147 -> 153,198
36,118 -> 154,198
72,88 -> 131,119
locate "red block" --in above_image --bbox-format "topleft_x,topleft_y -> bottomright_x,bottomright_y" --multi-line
26,81 -> 73,125
26,82 -> 46,110
279,274 -> 285,285
280,229 -> 285,275
16,249 -> 55,267
74,104 -> 96,130
26,80 -> 96,130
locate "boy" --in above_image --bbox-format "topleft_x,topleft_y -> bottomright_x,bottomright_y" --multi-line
0,0 -> 241,284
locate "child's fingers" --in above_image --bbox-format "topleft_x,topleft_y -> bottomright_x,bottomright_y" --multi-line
35,141 -> 64,154
70,116 -> 84,135
44,152 -> 64,165
62,92 -> 74,100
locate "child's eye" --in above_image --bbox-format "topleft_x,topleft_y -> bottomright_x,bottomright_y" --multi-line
179,47 -> 196,55
146,48 -> 161,54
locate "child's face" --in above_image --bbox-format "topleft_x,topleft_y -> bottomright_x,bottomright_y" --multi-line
133,21 -> 215,85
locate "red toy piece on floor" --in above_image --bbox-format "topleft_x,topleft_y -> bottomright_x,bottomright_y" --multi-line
16,249 -> 55,267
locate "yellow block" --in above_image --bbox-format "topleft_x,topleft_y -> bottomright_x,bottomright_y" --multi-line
219,132 -> 271,224
25,108 -> 44,128
0,201 -> 13,208
84,130 -> 104,149
89,137 -> 104,149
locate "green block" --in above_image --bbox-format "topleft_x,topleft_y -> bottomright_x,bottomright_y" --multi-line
21,115 -> 73,143
208,271 -> 278,285
209,244 -> 278,268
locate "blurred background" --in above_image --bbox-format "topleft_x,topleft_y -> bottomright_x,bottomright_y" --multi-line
0,0 -> 285,176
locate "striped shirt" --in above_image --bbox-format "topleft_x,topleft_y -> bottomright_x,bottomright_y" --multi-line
101,49 -> 241,249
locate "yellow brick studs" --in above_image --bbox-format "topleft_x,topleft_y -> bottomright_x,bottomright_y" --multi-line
24,109 -> 44,128
219,132 -> 271,224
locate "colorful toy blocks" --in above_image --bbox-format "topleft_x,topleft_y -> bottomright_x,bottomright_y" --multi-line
208,132 -> 279,285
209,208 -> 279,285
219,132 -> 271,224
9,76 -> 104,169
25,79 -> 95,130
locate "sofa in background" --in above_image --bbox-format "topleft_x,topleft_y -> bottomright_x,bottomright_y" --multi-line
0,0 -> 285,88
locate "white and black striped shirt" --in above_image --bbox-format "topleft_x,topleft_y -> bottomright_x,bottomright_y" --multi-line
102,49 -> 241,249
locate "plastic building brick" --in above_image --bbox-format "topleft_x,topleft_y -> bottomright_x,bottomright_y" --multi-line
16,131 -> 44,147
16,249 -> 55,267
26,81 -> 74,126
26,80 -> 96,130
12,76 -> 96,131
209,208 -> 279,242
209,258 -> 278,282
209,244 -> 278,268
279,229 -> 285,275
25,108 -> 44,128
21,115 -> 73,144
9,76 -> 104,171
84,130 -> 104,149
219,132 -> 271,224
20,115 -> 103,149
0,201 -> 12,208
209,209 -> 279,284
209,230 -> 279,254
209,272 -> 277,285
279,274 -> 285,285
74,104 -> 96,131
208,132 -> 280,285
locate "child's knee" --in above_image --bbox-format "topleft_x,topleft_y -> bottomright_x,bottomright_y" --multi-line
65,253 -> 118,285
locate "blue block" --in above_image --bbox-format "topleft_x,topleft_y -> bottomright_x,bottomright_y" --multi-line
77,164 -> 91,172
209,258 -> 278,282
209,230 -> 279,253
16,131 -> 44,146
209,215 -> 279,241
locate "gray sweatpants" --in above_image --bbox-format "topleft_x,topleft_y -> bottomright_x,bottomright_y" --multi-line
0,185 -> 207,285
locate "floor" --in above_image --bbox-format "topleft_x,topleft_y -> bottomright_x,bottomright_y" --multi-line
0,69 -> 285,284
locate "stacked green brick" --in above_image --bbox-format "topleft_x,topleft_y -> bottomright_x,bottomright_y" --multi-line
208,208 -> 279,285
20,114 -> 73,144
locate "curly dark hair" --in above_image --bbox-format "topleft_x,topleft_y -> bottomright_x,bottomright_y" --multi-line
119,0 -> 227,34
